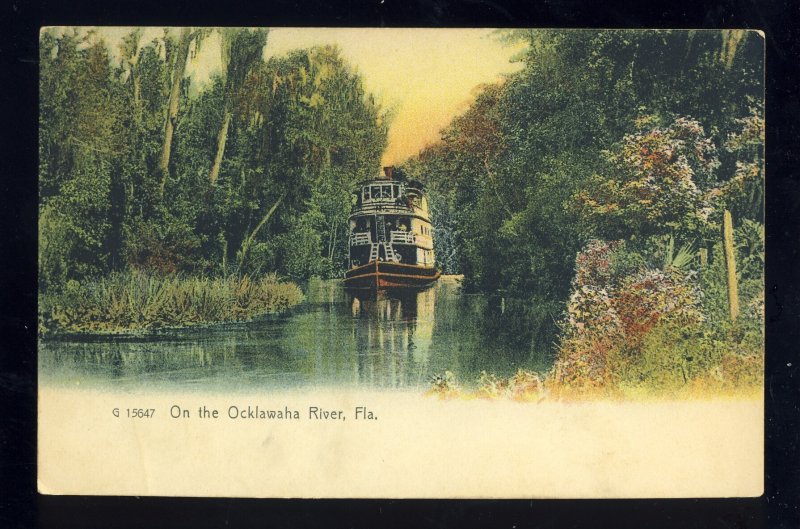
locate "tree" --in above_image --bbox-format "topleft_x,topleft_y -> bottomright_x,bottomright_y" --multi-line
39,30 -> 124,285
157,27 -> 210,197
233,46 -> 387,272
208,28 -> 269,187
575,116 -> 721,242
405,30 -> 762,300
39,29 -> 387,288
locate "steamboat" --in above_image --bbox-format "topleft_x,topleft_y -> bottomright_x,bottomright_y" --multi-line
344,166 -> 441,290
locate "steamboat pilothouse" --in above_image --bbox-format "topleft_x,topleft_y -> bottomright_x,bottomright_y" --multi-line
344,166 -> 441,290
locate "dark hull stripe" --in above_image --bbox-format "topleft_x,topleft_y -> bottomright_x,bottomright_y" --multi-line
345,261 -> 439,279
343,264 -> 441,290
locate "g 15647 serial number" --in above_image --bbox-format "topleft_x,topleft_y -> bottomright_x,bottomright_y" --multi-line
113,408 -> 155,418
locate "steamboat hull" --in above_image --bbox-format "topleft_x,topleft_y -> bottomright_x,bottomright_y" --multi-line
344,261 -> 441,290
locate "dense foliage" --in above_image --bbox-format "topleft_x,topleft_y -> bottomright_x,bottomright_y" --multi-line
39,29 -> 387,297
404,30 -> 763,299
40,29 -> 765,395
412,30 -> 763,397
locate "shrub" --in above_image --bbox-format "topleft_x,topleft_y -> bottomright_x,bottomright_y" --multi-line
508,369 -> 544,401
613,268 -> 704,349
550,334 -> 619,395
124,217 -> 205,275
548,239 -> 723,398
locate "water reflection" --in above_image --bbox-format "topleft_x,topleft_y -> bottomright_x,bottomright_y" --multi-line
349,287 -> 436,388
39,278 -> 558,392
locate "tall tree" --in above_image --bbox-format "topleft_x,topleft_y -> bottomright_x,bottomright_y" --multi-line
119,28 -> 143,126
157,27 -> 210,197
405,29 -> 762,299
208,28 -> 268,186
39,30 -> 125,285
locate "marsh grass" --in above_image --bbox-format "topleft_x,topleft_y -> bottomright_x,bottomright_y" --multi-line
39,272 -> 304,335
428,369 -> 547,402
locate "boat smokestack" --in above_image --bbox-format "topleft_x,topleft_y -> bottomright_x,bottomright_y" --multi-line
383,166 -> 395,180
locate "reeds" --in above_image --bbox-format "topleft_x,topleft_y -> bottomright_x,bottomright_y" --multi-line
39,272 -> 304,335
427,369 -> 546,402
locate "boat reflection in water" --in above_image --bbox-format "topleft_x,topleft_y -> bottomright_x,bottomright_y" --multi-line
38,281 -> 441,392
39,278 -> 558,392
349,286 -> 436,389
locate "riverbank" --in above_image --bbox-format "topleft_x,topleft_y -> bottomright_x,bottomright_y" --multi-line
426,237 -> 763,402
427,366 -> 763,402
38,272 -> 304,336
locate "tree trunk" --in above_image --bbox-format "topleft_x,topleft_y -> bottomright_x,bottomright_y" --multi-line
328,221 -> 337,261
723,209 -> 739,321
158,27 -> 193,198
221,236 -> 228,275
132,73 -> 142,125
483,155 -> 513,218
209,107 -> 232,186
237,192 -> 287,269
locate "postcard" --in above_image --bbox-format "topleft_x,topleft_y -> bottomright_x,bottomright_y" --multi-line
38,27 -> 764,498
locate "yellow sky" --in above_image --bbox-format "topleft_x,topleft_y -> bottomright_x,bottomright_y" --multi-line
83,27 -> 524,165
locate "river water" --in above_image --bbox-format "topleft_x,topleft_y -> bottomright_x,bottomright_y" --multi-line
39,277 -> 559,393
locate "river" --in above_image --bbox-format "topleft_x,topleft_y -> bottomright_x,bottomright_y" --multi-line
38,276 -> 559,393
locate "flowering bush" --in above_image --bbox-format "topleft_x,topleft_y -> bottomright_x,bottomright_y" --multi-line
575,116 -> 720,240
613,268 -> 704,348
550,239 -> 706,395
573,239 -> 622,288
551,334 -> 619,394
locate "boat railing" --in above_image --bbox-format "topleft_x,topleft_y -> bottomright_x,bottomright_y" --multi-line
352,203 -> 430,219
389,230 -> 416,244
350,232 -> 372,246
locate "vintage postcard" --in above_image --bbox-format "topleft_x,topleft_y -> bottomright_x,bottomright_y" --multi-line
38,27 -> 764,498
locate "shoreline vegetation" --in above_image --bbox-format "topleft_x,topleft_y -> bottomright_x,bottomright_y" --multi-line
427,360 -> 763,402
38,272 -> 303,336
429,235 -> 764,401
408,30 -> 765,400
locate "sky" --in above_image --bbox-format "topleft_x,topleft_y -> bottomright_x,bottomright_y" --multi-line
76,27 -> 525,166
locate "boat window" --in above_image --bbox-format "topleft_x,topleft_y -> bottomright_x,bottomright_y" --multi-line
370,185 -> 390,199
363,187 -> 371,201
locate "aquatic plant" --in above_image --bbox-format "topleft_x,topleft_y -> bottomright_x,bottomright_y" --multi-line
477,371 -> 508,399
507,369 -> 545,401
38,272 -> 304,335
427,371 -> 461,399
427,369 -> 546,401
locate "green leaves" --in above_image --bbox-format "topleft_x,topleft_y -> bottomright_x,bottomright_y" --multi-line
575,116 -> 720,242
39,29 -> 386,290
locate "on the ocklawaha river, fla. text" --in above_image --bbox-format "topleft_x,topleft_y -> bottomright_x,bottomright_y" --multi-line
112,405 -> 378,421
